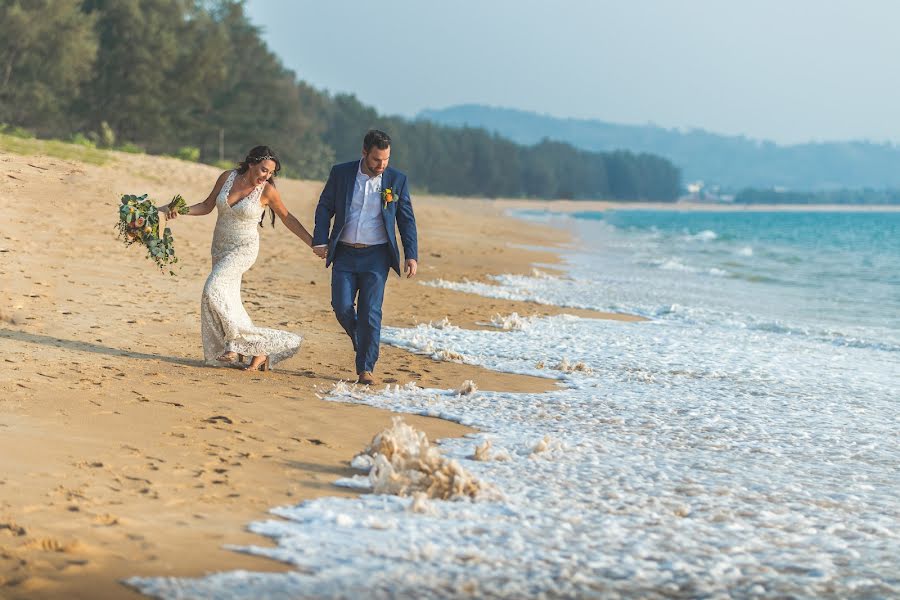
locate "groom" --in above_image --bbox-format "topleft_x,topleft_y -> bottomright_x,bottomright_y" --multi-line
312,130 -> 418,385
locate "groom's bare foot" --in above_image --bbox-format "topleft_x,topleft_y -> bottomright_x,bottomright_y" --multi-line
357,371 -> 377,385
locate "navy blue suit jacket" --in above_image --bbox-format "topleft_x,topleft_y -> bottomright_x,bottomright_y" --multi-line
313,161 -> 418,277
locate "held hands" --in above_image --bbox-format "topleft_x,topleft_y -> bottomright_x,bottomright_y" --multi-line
309,246 -> 414,275
405,259 -> 418,279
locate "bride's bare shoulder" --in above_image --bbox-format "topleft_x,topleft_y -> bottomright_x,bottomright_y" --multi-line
260,180 -> 281,203
203,170 -> 234,202
212,169 -> 233,189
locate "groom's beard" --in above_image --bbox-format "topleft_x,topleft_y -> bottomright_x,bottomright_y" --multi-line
362,154 -> 389,176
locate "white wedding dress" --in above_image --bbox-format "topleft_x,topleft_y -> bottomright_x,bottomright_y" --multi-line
200,170 -> 301,367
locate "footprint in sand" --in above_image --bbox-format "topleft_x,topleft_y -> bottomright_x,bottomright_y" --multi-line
73,461 -> 104,469
0,522 -> 27,536
204,415 -> 234,425
157,400 -> 184,407
24,538 -> 69,553
92,514 -> 119,526
288,437 -> 329,448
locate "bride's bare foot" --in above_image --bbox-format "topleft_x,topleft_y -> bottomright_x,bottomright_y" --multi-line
216,351 -> 245,363
245,355 -> 270,372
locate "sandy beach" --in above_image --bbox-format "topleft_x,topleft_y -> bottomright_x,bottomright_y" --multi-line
0,148 -> 641,599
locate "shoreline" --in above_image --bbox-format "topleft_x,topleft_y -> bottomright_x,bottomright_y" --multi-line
492,198 -> 900,213
0,149 -> 640,599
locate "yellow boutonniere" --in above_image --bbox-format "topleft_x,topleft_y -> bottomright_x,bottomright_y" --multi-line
381,187 -> 396,209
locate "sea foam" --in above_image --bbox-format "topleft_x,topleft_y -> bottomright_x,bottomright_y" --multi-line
129,308 -> 900,599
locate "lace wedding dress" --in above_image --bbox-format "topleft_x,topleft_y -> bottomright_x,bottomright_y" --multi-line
200,170 -> 301,367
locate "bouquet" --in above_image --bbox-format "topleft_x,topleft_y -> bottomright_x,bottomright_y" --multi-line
115,193 -> 189,274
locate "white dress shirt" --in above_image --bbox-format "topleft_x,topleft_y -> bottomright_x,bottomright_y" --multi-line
339,161 -> 388,245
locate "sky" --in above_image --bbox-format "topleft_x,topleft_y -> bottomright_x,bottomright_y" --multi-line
245,0 -> 900,145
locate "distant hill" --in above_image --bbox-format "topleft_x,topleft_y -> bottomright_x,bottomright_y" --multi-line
419,104 -> 900,191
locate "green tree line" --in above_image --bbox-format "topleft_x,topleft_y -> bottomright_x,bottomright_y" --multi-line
734,188 -> 900,205
0,0 -> 681,200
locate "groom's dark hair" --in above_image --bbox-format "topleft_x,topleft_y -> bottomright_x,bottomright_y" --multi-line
363,129 -> 391,152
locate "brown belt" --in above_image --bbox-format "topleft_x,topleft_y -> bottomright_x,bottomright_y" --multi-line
339,241 -> 377,249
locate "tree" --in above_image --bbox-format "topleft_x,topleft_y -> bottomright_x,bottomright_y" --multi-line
0,0 -> 682,200
0,0 -> 97,133
79,0 -> 184,147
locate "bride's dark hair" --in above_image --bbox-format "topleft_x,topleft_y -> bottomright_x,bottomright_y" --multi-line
237,145 -> 281,227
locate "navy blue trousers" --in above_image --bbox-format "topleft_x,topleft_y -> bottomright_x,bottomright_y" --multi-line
331,243 -> 391,374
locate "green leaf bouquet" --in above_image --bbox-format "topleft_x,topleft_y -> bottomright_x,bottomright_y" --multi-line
115,194 -> 189,274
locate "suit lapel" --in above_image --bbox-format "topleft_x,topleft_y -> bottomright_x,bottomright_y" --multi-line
344,162 -> 357,212
380,170 -> 393,213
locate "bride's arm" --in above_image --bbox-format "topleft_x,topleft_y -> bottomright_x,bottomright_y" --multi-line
159,171 -> 229,219
262,185 -> 313,247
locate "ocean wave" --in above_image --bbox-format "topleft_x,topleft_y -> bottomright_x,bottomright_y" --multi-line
569,210 -> 605,221
745,321 -> 900,352
643,258 -> 730,278
426,271 -> 899,355
655,258 -> 697,272
685,229 -> 718,242
729,273 -> 782,284
421,275 -> 614,314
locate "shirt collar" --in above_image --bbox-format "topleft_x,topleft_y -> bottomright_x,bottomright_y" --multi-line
357,160 -> 382,183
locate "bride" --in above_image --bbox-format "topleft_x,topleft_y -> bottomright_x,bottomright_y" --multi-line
163,146 -> 313,371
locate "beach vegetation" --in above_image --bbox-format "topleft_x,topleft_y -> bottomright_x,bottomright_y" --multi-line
98,121 -> 116,148
0,131 -> 110,165
0,123 -> 35,139
174,146 -> 201,162
117,142 -> 145,154
213,159 -> 236,170
69,132 -> 97,148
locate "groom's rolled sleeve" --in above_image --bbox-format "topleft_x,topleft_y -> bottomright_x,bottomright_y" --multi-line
313,167 -> 337,246
396,177 -> 418,262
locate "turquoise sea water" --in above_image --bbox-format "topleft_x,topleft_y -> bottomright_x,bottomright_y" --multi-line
562,210 -> 900,350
